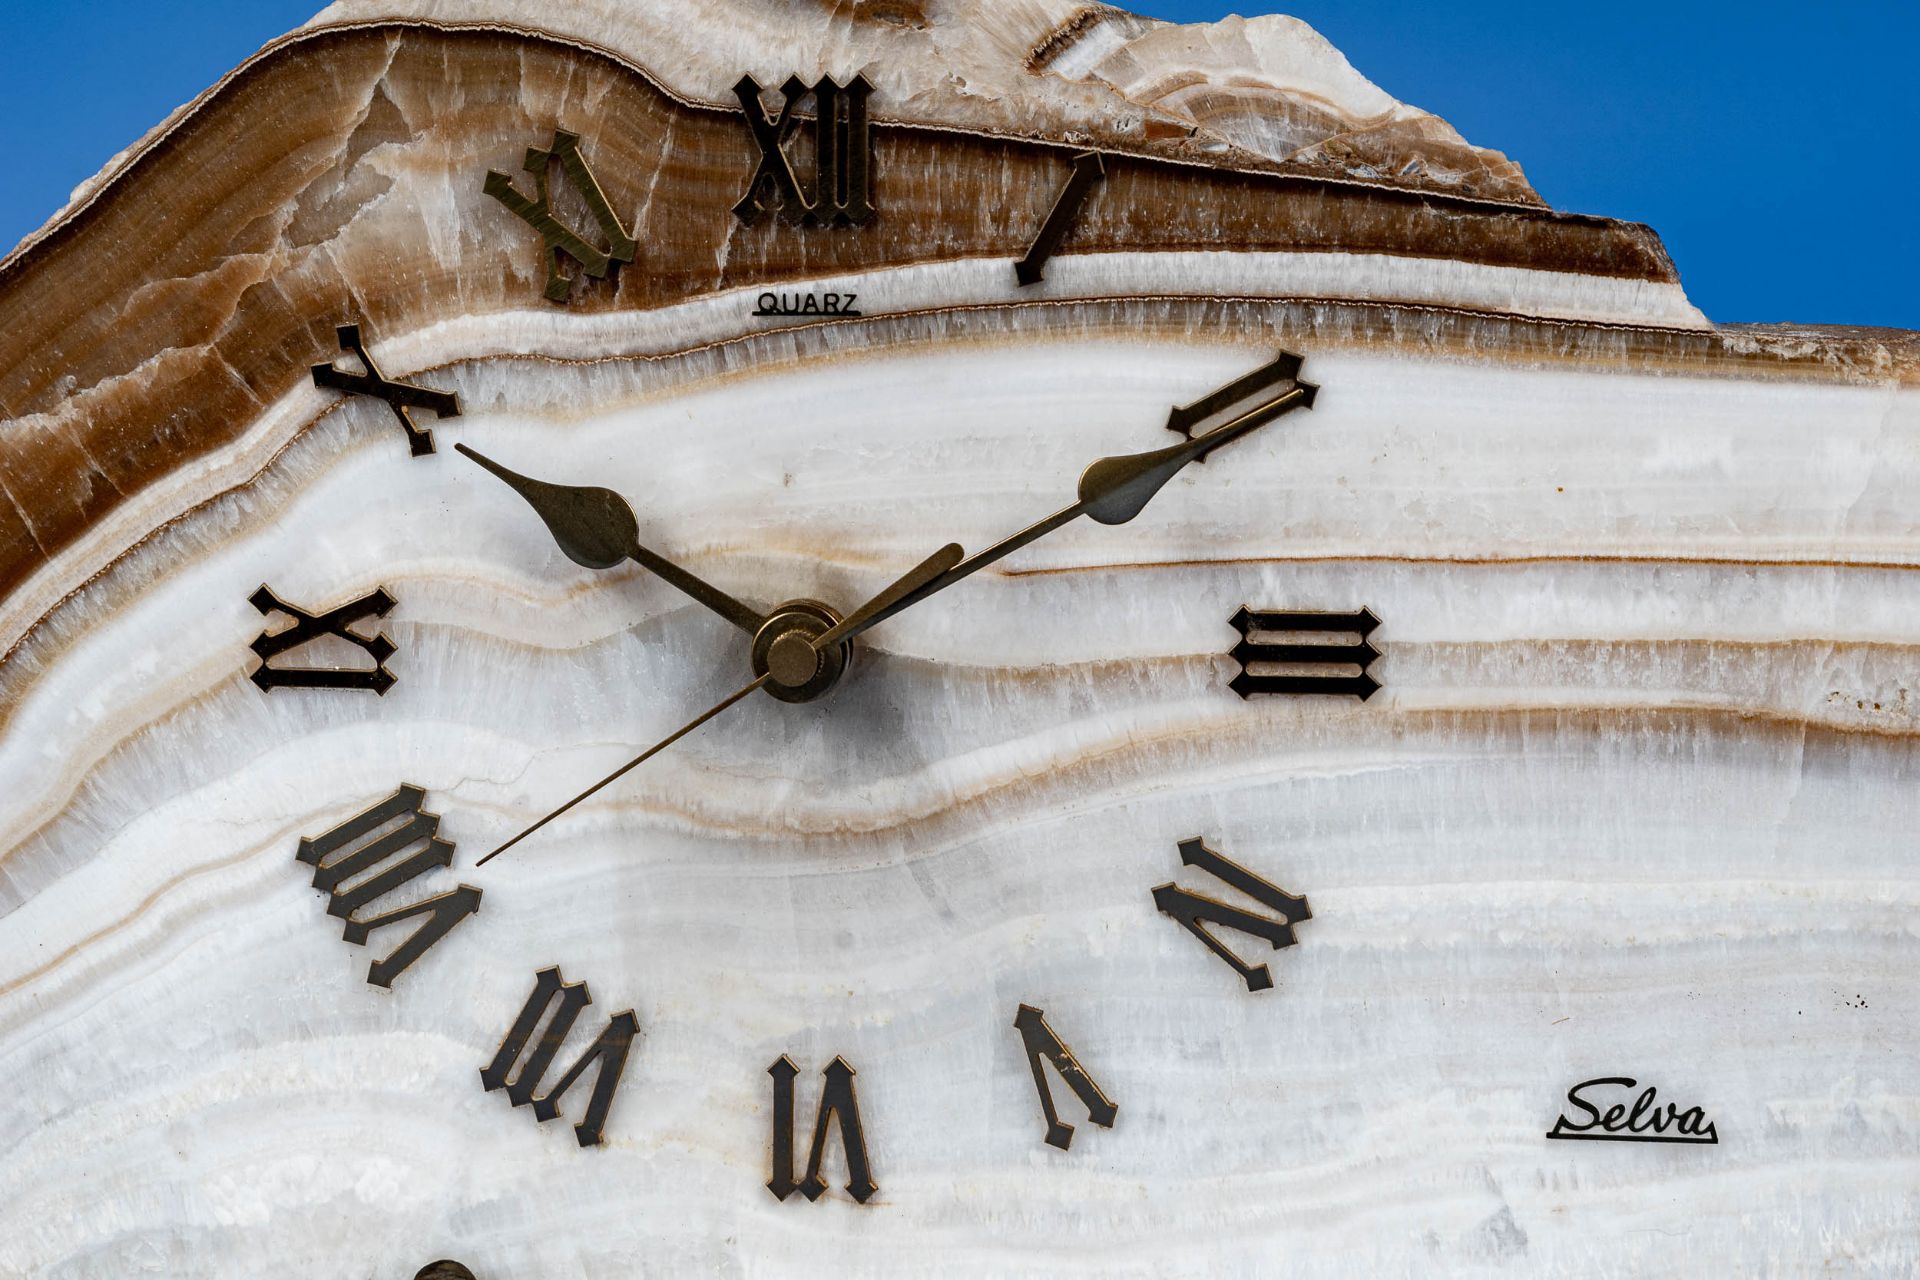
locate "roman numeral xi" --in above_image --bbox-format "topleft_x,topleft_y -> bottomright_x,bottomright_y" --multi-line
484,129 -> 638,303
295,785 -> 481,988
1153,837 -> 1312,992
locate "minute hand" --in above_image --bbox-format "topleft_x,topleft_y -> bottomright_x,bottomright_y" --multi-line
831,378 -> 1316,645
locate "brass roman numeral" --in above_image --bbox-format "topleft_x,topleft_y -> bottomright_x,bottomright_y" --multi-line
481,967 -> 640,1148
484,129 -> 638,302
1014,1004 -> 1117,1150
767,1055 -> 877,1203
1228,606 -> 1383,700
1152,837 -> 1312,992
310,322 -> 460,457
733,74 -> 875,227
295,785 -> 481,988
249,584 -> 397,694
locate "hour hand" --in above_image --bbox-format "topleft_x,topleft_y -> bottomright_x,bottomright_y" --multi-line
456,444 -> 762,634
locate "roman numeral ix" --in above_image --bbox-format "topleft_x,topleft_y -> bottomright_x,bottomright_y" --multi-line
733,74 -> 874,227
295,785 -> 481,988
1153,837 -> 1312,992
484,129 -> 638,303
482,967 -> 640,1148
249,584 -> 397,694
767,1055 -> 877,1203
310,322 -> 460,457
1014,1004 -> 1117,1150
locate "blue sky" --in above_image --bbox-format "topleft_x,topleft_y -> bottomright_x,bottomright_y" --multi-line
1,0 -> 1912,328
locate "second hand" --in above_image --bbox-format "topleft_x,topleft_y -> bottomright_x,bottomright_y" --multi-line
476,543 -> 963,865
475,672 -> 772,865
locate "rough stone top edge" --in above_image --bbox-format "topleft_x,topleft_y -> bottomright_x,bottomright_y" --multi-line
296,0 -> 1544,201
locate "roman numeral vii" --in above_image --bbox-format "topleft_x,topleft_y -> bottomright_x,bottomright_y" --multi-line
481,967 -> 640,1148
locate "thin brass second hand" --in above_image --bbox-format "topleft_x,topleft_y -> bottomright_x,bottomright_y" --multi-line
476,544 -> 962,866
476,672 -> 773,866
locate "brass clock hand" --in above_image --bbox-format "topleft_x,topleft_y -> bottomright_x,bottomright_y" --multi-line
476,543 -> 961,865
456,443 -> 763,635
830,369 -> 1316,645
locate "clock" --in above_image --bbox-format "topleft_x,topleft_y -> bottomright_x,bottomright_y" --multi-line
1,3 -> 1916,1277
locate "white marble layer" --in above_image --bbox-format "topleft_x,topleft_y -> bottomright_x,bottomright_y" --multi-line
1,332 -> 1917,1275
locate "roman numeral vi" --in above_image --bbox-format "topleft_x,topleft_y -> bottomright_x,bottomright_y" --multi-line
767,1055 -> 877,1203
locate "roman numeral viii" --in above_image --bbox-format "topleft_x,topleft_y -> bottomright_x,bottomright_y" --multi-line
482,967 -> 640,1148
295,785 -> 481,988
1152,837 -> 1312,992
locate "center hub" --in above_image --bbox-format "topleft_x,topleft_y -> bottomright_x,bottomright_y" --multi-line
751,599 -> 853,703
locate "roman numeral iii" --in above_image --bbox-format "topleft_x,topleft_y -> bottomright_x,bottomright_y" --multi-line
294,784 -> 481,988
481,967 -> 640,1148
1228,606 -> 1382,700
1152,837 -> 1312,992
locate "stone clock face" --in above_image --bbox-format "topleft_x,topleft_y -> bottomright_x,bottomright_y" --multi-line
1,5 -> 1917,1278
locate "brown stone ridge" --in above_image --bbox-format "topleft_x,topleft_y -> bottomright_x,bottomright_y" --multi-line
0,22 -> 1680,612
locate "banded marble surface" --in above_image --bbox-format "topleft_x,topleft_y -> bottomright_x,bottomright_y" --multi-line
3,327 -> 1918,1276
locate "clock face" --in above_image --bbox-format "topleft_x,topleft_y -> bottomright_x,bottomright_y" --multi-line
2,11 -> 1917,1280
